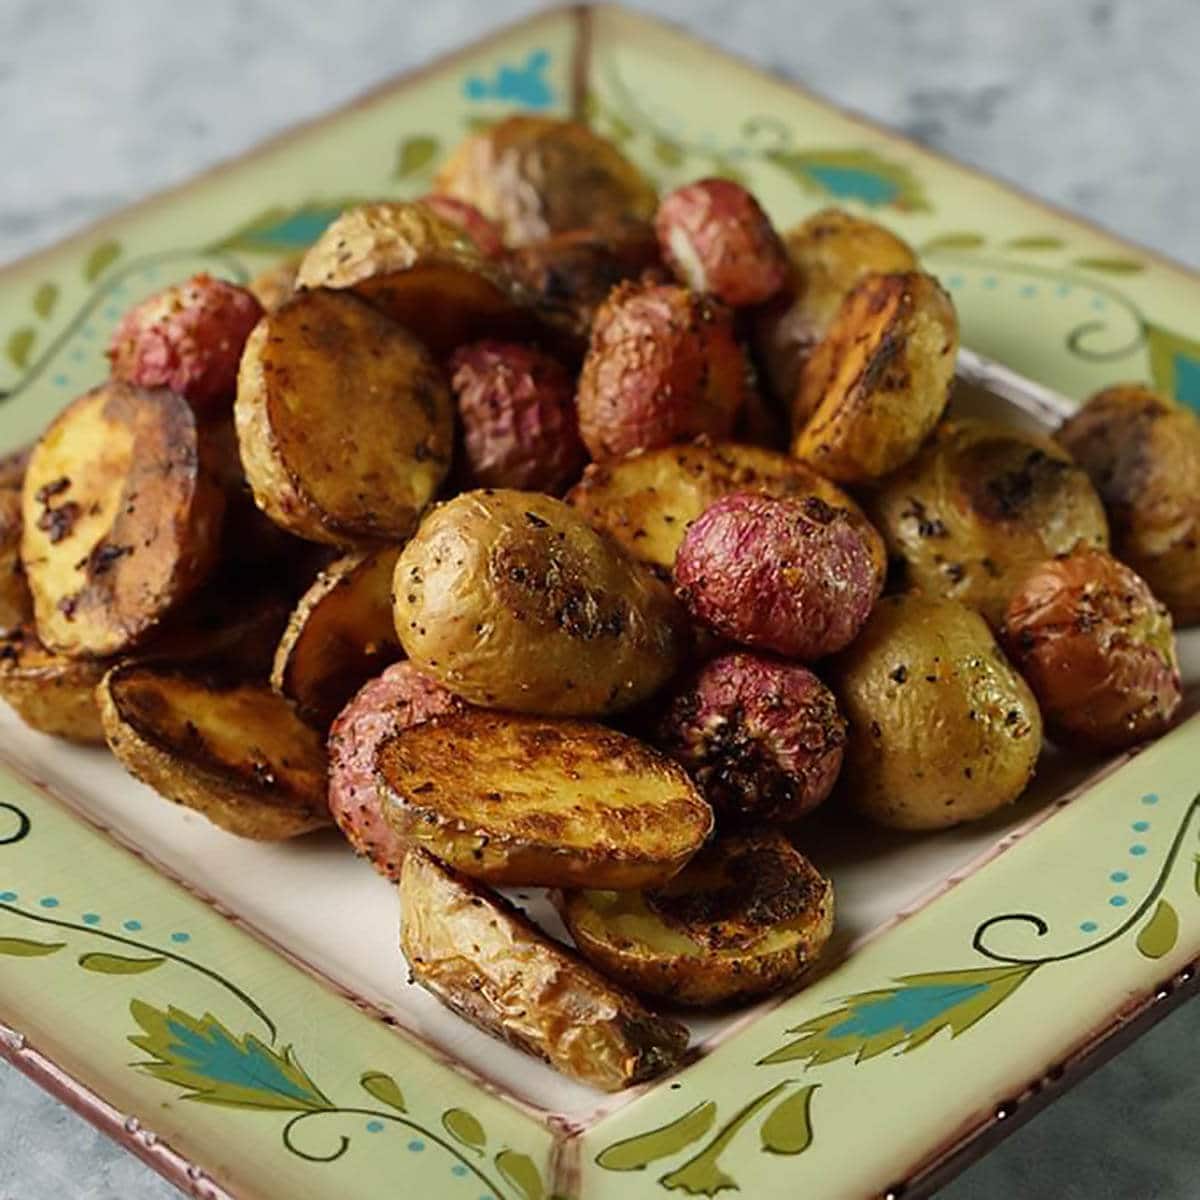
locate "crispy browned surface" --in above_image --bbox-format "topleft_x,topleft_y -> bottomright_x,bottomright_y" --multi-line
294,202 -> 527,354
400,849 -> 688,1090
100,662 -> 330,839
792,271 -> 958,483
0,447 -> 31,491
21,383 -> 225,658
393,490 -> 687,716
434,116 -> 658,247
0,488 -> 32,633
235,289 -> 453,547
377,709 -> 712,888
248,255 -> 303,312
272,546 -> 402,728
830,592 -> 1043,830
567,440 -> 886,581
0,625 -> 107,743
559,831 -> 834,1006
872,419 -> 1109,628
1057,384 -> 1200,626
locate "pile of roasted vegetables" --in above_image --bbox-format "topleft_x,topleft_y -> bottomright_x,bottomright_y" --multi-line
2,115 -> 1196,1092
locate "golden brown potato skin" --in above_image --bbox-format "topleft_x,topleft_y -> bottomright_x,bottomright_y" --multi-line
1002,548 -> 1181,752
400,849 -> 688,1091
1056,385 -> 1200,626
792,272 -> 958,483
434,116 -> 658,247
558,831 -> 834,1006
0,626 -> 106,743
872,420 -> 1109,628
236,290 -> 453,547
0,487 -> 32,634
393,490 -> 686,716
830,593 -> 1042,830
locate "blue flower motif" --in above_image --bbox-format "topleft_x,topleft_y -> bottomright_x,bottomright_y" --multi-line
464,50 -> 553,109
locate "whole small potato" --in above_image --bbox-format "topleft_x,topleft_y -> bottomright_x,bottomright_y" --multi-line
107,274 -> 263,413
449,341 -> 585,494
653,651 -> 845,824
674,491 -> 881,660
1057,385 -> 1200,626
416,194 -> 505,258
577,281 -> 752,460
830,593 -> 1043,830
1002,548 -> 1181,752
393,489 -> 686,715
654,178 -> 788,307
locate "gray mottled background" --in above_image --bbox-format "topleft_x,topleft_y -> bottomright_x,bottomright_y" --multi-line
1,1 -> 1198,1197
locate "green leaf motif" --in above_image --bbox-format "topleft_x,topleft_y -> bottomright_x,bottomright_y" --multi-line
395,135 -> 439,180
84,240 -> 121,283
920,231 -> 986,254
79,952 -> 165,975
758,964 -> 1037,1067
767,148 -> 931,212
1194,855 -> 1200,897
1072,256 -> 1144,275
597,1100 -> 716,1171
32,282 -> 58,320
128,1000 -> 329,1112
760,1084 -> 817,1155
442,1107 -> 486,1152
360,1070 -> 406,1112
1003,235 -> 1065,251
6,328 -> 35,370
495,1149 -> 545,1200
0,937 -> 65,957
1136,900 -> 1179,960
654,137 -> 685,168
210,201 -> 364,254
1146,322 -> 1200,412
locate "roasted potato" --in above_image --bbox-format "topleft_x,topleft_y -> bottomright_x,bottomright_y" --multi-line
792,271 -> 958,482
752,209 -> 917,407
830,593 -> 1042,830
416,194 -> 505,258
107,274 -> 263,414
376,709 -> 712,889
394,489 -> 687,716
0,625 -> 107,743
328,661 -> 465,878
577,281 -> 753,460
654,178 -> 787,307
99,662 -> 330,839
872,419 -> 1109,628
434,115 -> 657,247
1056,385 -> 1200,626
21,382 -> 225,658
449,341 -> 584,493
248,255 -> 303,312
0,446 -> 30,490
675,491 -> 882,660
400,849 -> 688,1090
1002,548 -> 1181,752
0,486 -> 32,634
653,651 -> 845,824
558,831 -> 834,1006
235,289 -> 453,546
293,202 -> 526,355
271,547 -> 403,728
566,440 -> 887,581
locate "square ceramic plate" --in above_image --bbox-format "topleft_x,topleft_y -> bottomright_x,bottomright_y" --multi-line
1,8 -> 1198,1199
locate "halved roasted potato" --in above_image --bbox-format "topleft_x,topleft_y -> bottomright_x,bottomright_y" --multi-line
566,440 -> 887,580
21,383 -> 225,658
0,487 -> 32,634
400,849 -> 688,1091
236,289 -> 453,547
0,625 -> 107,743
376,709 -> 713,888
558,831 -> 834,1006
99,662 -> 330,839
792,272 -> 958,483
293,203 -> 527,354
271,546 -> 402,727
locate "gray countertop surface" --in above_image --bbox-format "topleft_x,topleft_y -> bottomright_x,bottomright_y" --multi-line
1,1 -> 1197,1196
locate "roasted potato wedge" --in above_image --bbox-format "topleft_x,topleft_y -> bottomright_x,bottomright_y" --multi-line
0,626 -> 107,743
271,547 -> 402,728
434,115 -> 658,247
294,203 -> 527,355
0,486 -> 32,633
377,709 -> 713,888
21,382 -> 225,658
394,489 -> 686,716
872,419 -> 1109,628
793,272 -> 958,483
99,662 -> 330,839
236,289 -> 453,547
400,849 -> 688,1090
558,831 -> 834,1006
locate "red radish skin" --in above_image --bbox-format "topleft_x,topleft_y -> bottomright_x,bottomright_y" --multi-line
418,195 -> 505,258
